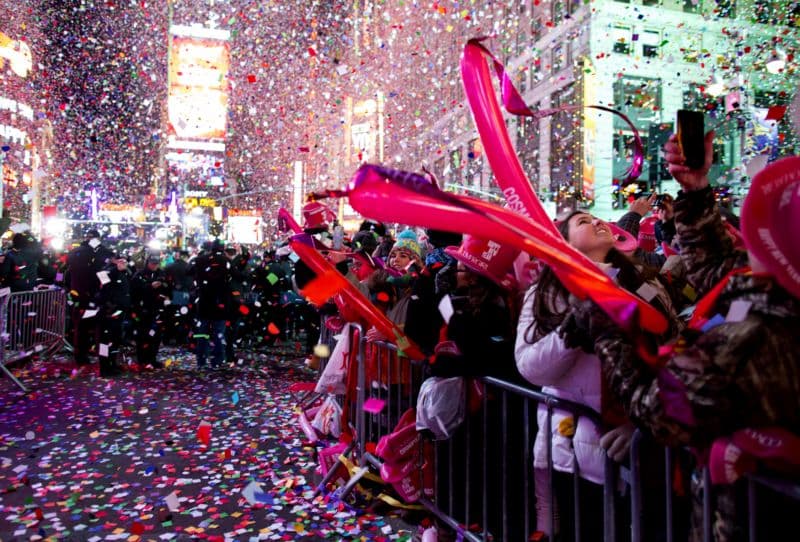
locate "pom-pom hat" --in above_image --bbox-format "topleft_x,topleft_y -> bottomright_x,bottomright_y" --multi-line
390,229 -> 424,262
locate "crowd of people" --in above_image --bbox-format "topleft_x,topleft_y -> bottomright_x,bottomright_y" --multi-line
290,131 -> 799,541
2,126 -> 798,541
0,226 -> 321,378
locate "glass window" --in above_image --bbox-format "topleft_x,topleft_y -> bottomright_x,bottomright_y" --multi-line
552,44 -> 566,73
613,76 -> 662,129
465,138 -> 484,189
553,0 -> 566,25
612,24 -> 631,54
531,16 -> 543,42
518,113 -> 541,192
550,85 -> 580,191
683,0 -> 702,13
714,0 -> 736,18
449,148 -> 462,182
642,29 -> 661,58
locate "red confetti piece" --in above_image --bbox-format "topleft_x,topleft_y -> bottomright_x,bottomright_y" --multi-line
247,74 -> 256,83
765,105 -> 787,121
196,422 -> 211,447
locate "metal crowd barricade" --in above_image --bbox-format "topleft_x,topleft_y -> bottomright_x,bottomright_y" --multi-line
307,323 -> 800,541
417,374 -> 800,542
1,286 -> 69,392
313,334 -> 430,501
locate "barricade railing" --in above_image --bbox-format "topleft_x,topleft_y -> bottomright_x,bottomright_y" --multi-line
0,286 -> 69,392
307,319 -> 800,541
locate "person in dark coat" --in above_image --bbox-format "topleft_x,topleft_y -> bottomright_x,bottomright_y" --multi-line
65,229 -> 115,366
192,240 -> 230,368
164,250 -> 192,345
0,233 -> 42,291
96,253 -> 131,376
130,255 -> 170,369
224,244 -> 250,363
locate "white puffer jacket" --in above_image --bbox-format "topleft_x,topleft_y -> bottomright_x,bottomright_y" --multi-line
515,287 -> 607,484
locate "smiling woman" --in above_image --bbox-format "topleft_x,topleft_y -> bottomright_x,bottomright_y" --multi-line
515,207 -> 682,540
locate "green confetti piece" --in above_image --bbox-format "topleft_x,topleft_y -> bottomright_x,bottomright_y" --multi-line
267,273 -> 279,285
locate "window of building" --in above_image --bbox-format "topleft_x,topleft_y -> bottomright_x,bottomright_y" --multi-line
642,29 -> 661,58
518,113 -> 541,192
714,0 -> 736,18
754,0 -> 799,26
683,0 -> 702,13
552,0 -> 566,25
465,138 -> 484,189
531,16 -> 544,42
550,85 -> 580,191
642,0 -> 661,5
518,68 -> 528,94
449,148 -> 462,182
613,76 -> 662,129
552,44 -> 566,73
612,24 -> 632,54
681,34 -> 701,63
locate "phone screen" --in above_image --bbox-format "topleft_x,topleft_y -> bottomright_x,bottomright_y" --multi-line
676,110 -> 705,170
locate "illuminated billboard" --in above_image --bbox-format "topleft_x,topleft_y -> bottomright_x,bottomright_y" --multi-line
227,209 -> 263,245
167,26 -> 230,152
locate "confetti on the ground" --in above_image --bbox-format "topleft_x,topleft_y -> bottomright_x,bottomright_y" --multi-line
0,345 -> 418,540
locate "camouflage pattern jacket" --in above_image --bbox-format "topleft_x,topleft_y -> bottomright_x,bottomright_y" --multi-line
594,188 -> 800,541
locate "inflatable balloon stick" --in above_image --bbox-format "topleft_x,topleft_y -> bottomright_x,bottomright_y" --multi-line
289,233 -> 425,360
334,165 -> 668,339
461,38 -> 644,253
278,208 -> 303,233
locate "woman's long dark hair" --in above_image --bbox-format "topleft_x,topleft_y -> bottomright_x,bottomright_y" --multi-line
523,210 -> 664,344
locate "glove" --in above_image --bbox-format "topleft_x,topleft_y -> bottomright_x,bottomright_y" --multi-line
558,297 -> 619,353
434,262 -> 457,296
599,422 -> 636,463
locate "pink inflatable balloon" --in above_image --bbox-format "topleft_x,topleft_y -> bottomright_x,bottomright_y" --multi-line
460,40 -> 557,234
461,38 -> 644,256
278,207 -> 302,233
345,165 -> 668,337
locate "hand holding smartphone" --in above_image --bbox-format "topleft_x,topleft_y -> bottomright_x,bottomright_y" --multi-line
676,110 -> 705,170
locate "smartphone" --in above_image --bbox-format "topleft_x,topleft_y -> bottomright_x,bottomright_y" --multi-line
676,110 -> 705,170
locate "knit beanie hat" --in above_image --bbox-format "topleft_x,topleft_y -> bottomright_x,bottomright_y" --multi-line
391,229 -> 423,262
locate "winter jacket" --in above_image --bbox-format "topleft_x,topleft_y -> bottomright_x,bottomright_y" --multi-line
616,210 -> 667,269
515,286 -> 606,483
131,267 -> 169,316
192,250 -> 230,320
594,188 -> 800,541
66,241 -> 115,304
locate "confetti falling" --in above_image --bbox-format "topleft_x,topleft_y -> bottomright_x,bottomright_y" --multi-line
1,1 -> 798,228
